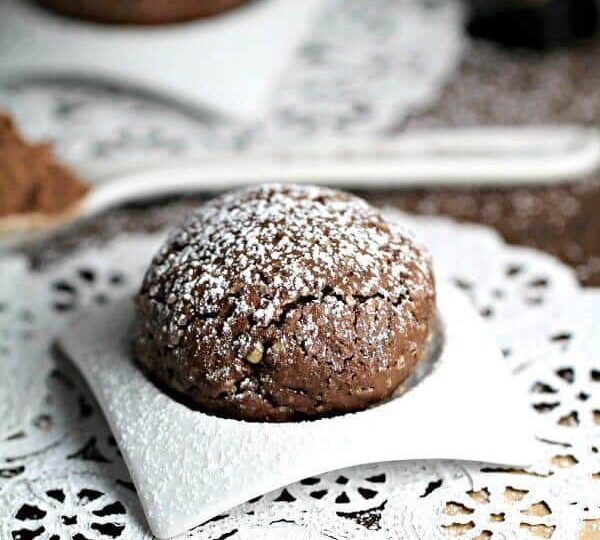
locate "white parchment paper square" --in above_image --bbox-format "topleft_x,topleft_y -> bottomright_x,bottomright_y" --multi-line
60,283 -> 540,538
0,0 -> 323,119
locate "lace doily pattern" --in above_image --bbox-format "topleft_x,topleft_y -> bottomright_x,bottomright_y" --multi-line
262,0 -> 465,141
0,214 -> 597,540
0,81 -> 245,165
0,0 -> 466,162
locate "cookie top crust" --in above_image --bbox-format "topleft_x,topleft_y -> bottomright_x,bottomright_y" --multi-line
136,184 -> 435,421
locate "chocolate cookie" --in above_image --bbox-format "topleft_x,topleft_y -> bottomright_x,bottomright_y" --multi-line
135,184 -> 436,421
38,0 -> 251,24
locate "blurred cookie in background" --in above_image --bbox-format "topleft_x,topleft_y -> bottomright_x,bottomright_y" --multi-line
36,0 -> 253,24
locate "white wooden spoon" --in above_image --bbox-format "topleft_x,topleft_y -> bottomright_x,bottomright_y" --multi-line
3,125 -> 600,247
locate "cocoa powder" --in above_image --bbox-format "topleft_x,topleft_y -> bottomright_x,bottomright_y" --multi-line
0,111 -> 88,217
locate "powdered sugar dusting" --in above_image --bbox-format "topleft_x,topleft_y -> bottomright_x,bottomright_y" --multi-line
136,184 -> 435,420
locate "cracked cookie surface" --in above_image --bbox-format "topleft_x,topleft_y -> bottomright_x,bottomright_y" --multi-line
135,184 -> 436,421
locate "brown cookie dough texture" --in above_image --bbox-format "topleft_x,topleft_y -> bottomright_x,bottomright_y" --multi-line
38,0 -> 252,24
135,184 -> 436,421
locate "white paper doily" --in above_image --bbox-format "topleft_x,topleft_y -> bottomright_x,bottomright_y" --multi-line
1,211 -> 598,540
0,0 -> 466,163
59,282 -> 539,538
260,0 -> 465,142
